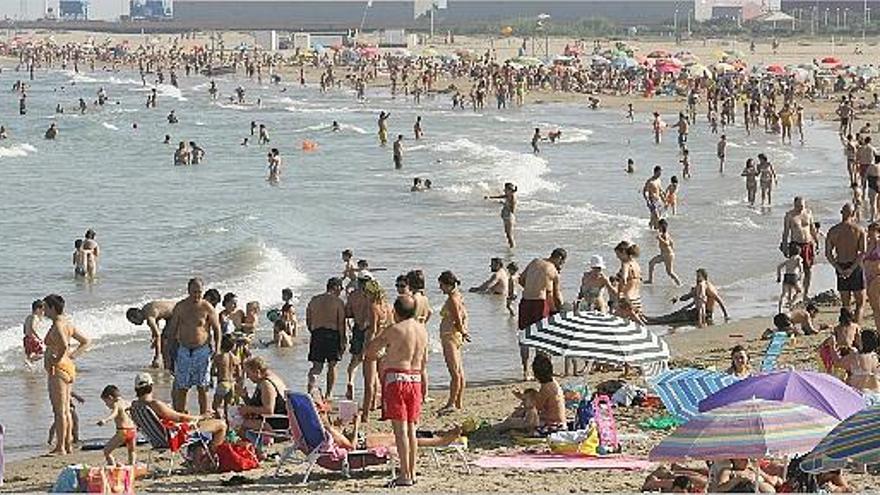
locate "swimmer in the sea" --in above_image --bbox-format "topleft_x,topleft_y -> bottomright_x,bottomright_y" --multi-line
531,128 -> 542,153
332,121 -> 341,132
241,138 -> 249,146
167,110 -> 178,124
45,123 -> 58,140
411,178 -> 424,192
548,130 -> 562,143
163,134 -> 171,144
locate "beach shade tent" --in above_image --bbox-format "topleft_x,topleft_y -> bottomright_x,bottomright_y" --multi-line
649,398 -> 838,461
648,368 -> 738,422
612,56 -> 638,70
519,311 -> 670,372
508,56 -> 544,67
698,370 -> 864,421
800,405 -> 880,473
647,49 -> 671,59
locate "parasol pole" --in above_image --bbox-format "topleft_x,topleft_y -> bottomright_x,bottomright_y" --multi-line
358,0 -> 373,37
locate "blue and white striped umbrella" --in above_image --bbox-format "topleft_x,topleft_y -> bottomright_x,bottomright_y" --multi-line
800,405 -> 880,473
648,368 -> 738,422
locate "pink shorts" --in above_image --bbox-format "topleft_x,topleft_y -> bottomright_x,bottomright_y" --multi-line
382,369 -> 422,423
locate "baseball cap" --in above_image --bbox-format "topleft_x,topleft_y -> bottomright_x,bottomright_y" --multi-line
135,372 -> 154,389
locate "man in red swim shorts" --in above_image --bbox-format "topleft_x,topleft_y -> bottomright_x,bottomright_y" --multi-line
365,295 -> 427,488
517,248 -> 567,380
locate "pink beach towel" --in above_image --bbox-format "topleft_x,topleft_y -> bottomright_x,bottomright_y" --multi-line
473,453 -> 653,471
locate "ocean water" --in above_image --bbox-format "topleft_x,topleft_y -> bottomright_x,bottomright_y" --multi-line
0,67 -> 847,458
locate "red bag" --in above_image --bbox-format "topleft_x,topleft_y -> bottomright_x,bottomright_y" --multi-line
216,442 -> 260,473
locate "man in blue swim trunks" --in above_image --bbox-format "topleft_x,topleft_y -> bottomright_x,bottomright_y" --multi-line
166,277 -> 221,415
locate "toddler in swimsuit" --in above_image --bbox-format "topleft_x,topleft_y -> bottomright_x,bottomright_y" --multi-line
97,385 -> 137,466
775,244 -> 804,314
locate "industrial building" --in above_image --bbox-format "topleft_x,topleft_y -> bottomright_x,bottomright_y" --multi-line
129,0 -> 173,20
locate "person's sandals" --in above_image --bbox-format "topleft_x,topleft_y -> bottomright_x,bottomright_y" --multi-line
385,478 -> 415,488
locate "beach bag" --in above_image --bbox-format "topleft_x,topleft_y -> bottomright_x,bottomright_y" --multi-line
83,466 -> 134,494
52,465 -> 84,493
216,441 -> 260,473
592,394 -> 620,453
574,396 -> 594,431
547,427 -> 599,456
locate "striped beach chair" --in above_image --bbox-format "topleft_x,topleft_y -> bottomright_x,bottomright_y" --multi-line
129,400 -> 212,475
760,331 -> 789,373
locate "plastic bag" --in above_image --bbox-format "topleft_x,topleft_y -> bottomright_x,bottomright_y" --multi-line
548,427 -> 599,456
52,465 -> 84,493
216,441 -> 260,473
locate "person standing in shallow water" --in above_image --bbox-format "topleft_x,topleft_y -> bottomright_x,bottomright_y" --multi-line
393,135 -> 404,169
486,182 -> 517,249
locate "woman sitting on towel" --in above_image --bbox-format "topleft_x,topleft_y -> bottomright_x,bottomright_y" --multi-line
532,354 -> 567,436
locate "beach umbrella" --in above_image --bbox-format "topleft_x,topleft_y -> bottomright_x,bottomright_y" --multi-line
698,370 -> 864,421
788,67 -> 811,82
714,62 -> 735,73
688,64 -> 712,78
420,46 -> 439,58
765,64 -> 785,75
800,405 -> 880,473
508,56 -> 543,67
612,56 -> 637,70
589,54 -> 609,66
822,56 -> 841,65
656,61 -> 683,74
849,65 -> 879,78
647,49 -> 671,59
649,398 -> 838,461
648,368 -> 738,422
519,311 -> 670,368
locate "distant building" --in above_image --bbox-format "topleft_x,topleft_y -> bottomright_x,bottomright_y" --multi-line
172,0 -> 695,29
130,0 -> 173,20
59,0 -> 89,20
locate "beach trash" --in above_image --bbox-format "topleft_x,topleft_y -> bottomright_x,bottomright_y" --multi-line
698,370 -> 864,421
650,398 -> 837,461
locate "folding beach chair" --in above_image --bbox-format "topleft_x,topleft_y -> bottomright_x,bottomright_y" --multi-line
427,436 -> 471,474
129,400 -> 214,475
275,391 -> 393,483
760,331 -> 789,373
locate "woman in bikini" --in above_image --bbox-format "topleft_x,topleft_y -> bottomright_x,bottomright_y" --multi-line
614,241 -> 644,320
361,279 -> 394,421
831,329 -> 880,397
865,223 -> 880,333
43,294 -> 91,455
438,271 -> 470,415
486,182 -> 517,249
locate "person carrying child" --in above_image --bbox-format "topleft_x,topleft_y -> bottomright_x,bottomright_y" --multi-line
96,385 -> 137,466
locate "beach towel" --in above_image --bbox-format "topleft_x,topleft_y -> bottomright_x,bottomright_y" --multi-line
473,453 -> 653,471
760,332 -> 789,372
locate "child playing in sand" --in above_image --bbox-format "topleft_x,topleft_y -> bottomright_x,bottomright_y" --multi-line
96,385 -> 136,466
776,244 -> 804,314
680,149 -> 692,179
646,219 -> 682,286
212,335 -> 240,417
23,299 -> 45,362
664,176 -> 679,215
493,388 -> 540,433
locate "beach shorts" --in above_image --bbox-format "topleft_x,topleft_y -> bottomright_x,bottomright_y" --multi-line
173,344 -> 212,390
837,263 -> 865,292
23,334 -> 44,357
349,326 -> 367,355
789,241 -> 815,268
518,298 -> 552,330
308,328 -> 341,363
382,369 -> 422,423
677,133 -> 687,147
782,273 -> 799,287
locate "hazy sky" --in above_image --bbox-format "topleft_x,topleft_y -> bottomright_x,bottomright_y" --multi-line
0,0 -> 128,21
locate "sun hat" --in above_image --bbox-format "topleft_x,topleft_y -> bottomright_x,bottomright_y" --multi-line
589,254 -> 606,270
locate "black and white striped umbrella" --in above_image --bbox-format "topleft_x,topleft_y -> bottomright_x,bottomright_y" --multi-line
519,310 -> 670,366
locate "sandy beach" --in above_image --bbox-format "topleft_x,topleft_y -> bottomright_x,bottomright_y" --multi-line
3,27 -> 880,493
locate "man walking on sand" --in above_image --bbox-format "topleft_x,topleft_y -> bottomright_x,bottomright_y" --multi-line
826,203 -> 867,322
166,278 -> 221,415
364,295 -> 428,488
517,248 -> 566,380
306,278 -> 346,398
782,197 -> 818,299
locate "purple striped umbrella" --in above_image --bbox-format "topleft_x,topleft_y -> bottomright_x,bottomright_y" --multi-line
649,398 -> 838,461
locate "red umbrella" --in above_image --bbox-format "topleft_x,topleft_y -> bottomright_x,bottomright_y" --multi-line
822,56 -> 842,65
766,64 -> 785,75
656,61 -> 682,74
647,49 -> 671,59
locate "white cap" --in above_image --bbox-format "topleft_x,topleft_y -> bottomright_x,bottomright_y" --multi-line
134,372 -> 154,389
589,255 -> 606,270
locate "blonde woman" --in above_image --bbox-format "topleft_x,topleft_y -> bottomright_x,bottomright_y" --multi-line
361,279 -> 394,421
437,271 -> 469,415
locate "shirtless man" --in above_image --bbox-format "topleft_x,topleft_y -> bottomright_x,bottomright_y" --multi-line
468,258 -> 510,295
364,295 -> 428,488
826,203 -> 867,322
344,276 -> 372,400
517,248 -> 566,380
125,300 -> 175,368
306,278 -> 346,398
674,112 -> 689,150
672,269 -> 730,327
781,197 -> 818,299
393,134 -> 404,169
82,229 -> 100,279
165,278 -> 221,414
643,166 -> 664,230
